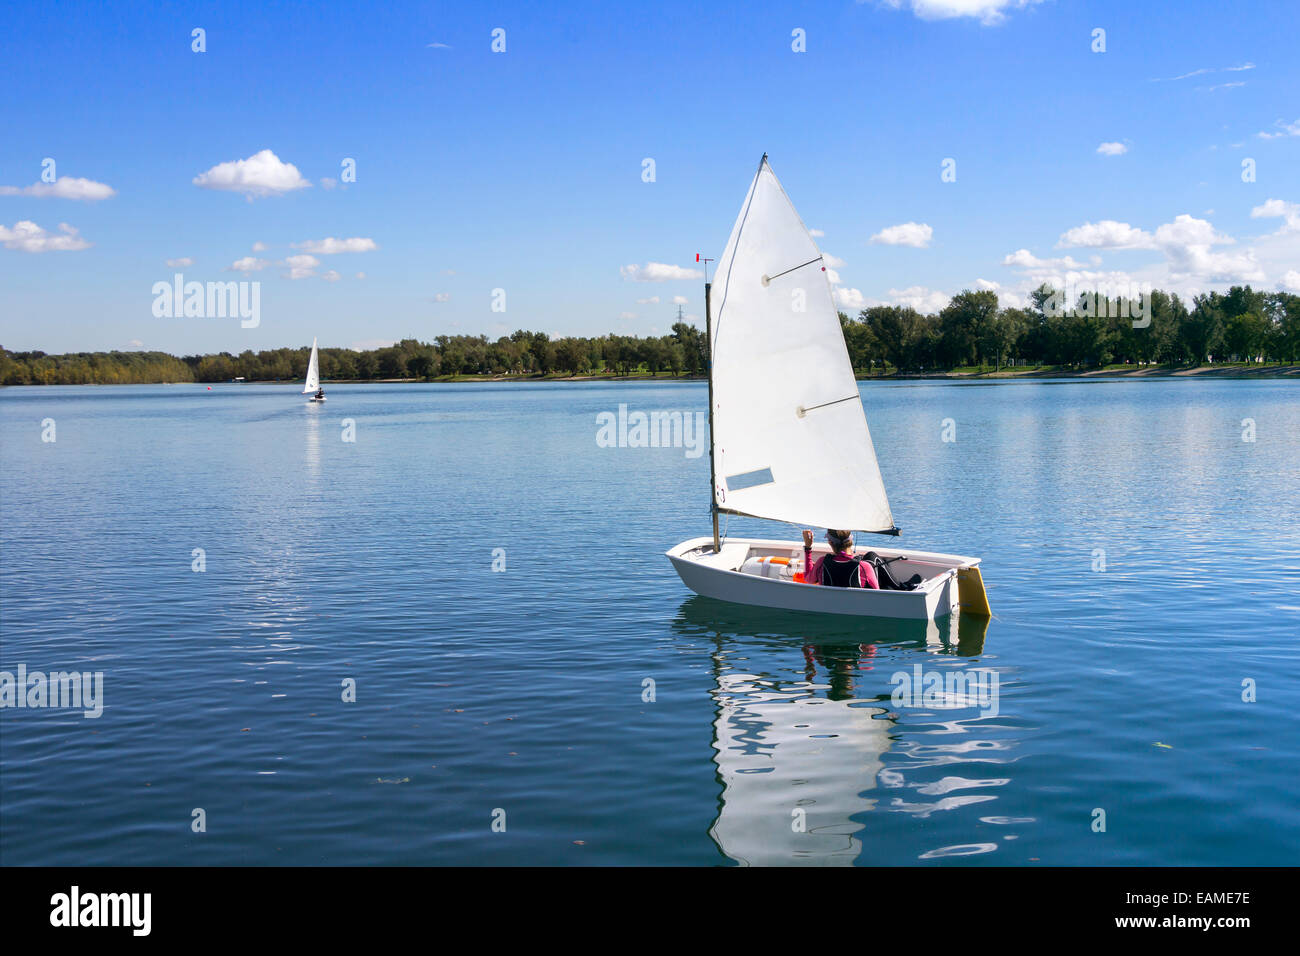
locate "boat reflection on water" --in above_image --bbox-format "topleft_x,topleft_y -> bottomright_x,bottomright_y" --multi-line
304,406 -> 322,482
672,598 -> 991,866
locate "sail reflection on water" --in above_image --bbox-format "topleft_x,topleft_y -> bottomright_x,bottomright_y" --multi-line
710,658 -> 890,866
304,407 -> 322,481
676,599 -> 990,866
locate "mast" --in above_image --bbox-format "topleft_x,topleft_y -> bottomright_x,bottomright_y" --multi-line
704,154 -> 765,552
705,279 -> 720,552
704,154 -> 764,551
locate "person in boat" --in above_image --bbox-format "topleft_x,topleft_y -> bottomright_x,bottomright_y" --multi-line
801,529 -> 879,589
314,387 -> 324,400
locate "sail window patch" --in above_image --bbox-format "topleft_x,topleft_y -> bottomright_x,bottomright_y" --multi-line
725,467 -> 775,491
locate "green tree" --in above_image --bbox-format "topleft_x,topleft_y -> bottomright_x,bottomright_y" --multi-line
938,290 -> 999,367
860,305 -> 925,371
1185,294 -> 1227,364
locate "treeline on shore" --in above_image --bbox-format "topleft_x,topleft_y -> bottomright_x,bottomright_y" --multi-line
4,284 -> 1299,386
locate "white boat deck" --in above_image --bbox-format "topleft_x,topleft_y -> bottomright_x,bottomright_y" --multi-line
667,536 -> 982,620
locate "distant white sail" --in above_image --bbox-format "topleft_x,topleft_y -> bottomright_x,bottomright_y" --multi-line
709,157 -> 895,533
303,337 -> 320,394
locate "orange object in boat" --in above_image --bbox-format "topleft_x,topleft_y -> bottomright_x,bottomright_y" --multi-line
792,572 -> 805,583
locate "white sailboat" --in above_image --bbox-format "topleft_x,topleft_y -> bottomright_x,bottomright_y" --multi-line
303,337 -> 326,403
666,155 -> 989,621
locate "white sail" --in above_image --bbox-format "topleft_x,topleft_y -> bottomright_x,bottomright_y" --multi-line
302,337 -> 320,394
709,157 -> 895,533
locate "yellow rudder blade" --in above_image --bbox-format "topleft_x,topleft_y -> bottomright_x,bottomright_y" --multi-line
956,566 -> 990,616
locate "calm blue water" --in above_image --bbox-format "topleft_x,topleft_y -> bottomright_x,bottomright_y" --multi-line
1,379 -> 1298,865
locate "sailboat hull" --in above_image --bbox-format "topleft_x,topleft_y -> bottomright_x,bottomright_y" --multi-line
666,536 -> 981,621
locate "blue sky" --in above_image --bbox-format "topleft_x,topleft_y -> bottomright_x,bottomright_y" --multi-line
2,0 -> 1297,354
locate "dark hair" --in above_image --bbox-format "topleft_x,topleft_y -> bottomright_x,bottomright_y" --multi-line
827,529 -> 853,552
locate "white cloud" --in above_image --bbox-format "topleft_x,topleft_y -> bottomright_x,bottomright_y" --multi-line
1152,63 -> 1254,83
1257,119 -> 1300,140
823,252 -> 847,267
969,279 -> 1024,307
352,338 -> 396,350
671,295 -> 689,305
1005,207 -> 1289,303
355,272 -> 366,279
1002,249 -> 1040,268
427,41 -> 452,49
1251,199 -> 1300,232
322,270 -> 341,282
293,236 -> 377,254
433,293 -> 451,302
869,222 -> 933,248
1153,67 -> 1213,82
887,285 -> 951,313
636,296 -> 660,304
834,287 -> 865,309
252,241 -> 268,252
1177,250 -> 1265,283
283,254 -> 319,279
166,257 -> 194,268
193,149 -> 311,198
227,256 -> 269,272
128,339 -> 144,348
1096,142 -> 1128,156
1000,256 -> 1146,309
1282,270 -> 1300,293
0,220 -> 91,252
809,228 -> 825,237
319,177 -> 338,190
1150,215 -> 1228,248
618,311 -> 637,320
1057,220 -> 1154,249
620,262 -> 703,282
876,0 -> 1045,26
1153,215 -> 1262,282
0,177 -> 116,201
1003,248 -> 1089,269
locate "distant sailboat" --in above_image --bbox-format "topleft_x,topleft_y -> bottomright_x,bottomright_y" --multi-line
666,155 -> 989,620
303,337 -> 326,403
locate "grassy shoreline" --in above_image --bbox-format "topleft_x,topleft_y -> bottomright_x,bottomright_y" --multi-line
5,363 -> 1297,387
412,362 -> 1300,383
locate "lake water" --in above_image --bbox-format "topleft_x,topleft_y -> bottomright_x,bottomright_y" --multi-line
2,379 -> 1297,866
